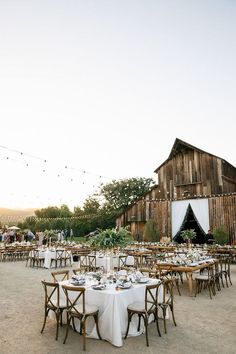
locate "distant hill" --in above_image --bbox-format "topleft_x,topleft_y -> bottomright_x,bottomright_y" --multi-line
0,208 -> 36,223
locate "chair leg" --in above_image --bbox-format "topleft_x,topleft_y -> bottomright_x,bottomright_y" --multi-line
144,315 -> 149,347
137,314 -> 142,331
72,317 -> 77,332
63,315 -> 70,344
82,319 -> 86,351
124,311 -> 133,339
93,314 -> 102,340
228,273 -> 232,285
175,279 -> 181,296
170,305 -> 177,326
207,283 -> 212,299
162,307 -> 167,334
224,273 -> 229,287
55,312 -> 60,340
40,309 -> 49,334
154,309 -> 161,337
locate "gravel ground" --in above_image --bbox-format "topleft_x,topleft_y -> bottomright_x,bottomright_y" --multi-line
0,261 -> 236,354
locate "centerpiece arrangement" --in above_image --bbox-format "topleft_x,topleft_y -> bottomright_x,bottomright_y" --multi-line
88,226 -> 132,249
87,226 -> 133,273
180,229 -> 197,249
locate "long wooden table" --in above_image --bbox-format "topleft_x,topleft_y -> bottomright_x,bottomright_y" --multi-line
156,262 -> 214,297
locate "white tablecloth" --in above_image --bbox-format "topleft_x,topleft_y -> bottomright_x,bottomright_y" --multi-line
57,278 -> 164,347
82,254 -> 134,272
30,249 -> 73,269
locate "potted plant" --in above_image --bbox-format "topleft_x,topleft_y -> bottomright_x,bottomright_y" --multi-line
180,229 -> 197,248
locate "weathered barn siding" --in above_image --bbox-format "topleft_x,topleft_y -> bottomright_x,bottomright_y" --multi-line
156,151 -> 235,200
208,195 -> 236,244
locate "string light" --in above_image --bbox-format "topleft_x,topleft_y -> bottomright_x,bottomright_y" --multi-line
0,144 -> 111,182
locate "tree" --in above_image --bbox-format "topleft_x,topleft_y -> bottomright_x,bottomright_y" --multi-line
34,206 -> 60,218
99,177 -> 155,212
21,178 -> 155,238
83,197 -> 100,215
59,204 -> 72,218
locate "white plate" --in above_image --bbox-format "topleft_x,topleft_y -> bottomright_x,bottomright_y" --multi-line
71,280 -> 86,286
137,277 -> 149,283
117,282 -> 132,289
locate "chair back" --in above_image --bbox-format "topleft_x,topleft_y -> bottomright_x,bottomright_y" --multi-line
219,256 -> 231,272
162,279 -> 174,305
145,281 -> 162,312
139,267 -> 158,279
88,255 -> 96,270
155,264 -> 172,280
41,280 -> 59,310
73,267 -> 89,275
62,285 -> 85,316
55,249 -> 64,261
51,269 -> 70,282
118,255 -> 127,269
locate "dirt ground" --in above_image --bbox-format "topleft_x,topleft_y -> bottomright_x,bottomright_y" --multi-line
0,261 -> 236,354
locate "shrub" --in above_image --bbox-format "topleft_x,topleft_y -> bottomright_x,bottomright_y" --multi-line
144,219 -> 160,242
213,226 -> 228,245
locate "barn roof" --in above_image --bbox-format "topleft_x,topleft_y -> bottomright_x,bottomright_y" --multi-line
154,138 -> 235,173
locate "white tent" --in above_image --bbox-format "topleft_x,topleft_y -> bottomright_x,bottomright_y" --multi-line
7,226 -> 20,230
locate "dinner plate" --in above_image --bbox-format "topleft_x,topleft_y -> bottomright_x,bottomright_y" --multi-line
137,277 -> 149,283
117,282 -> 132,289
71,280 -> 86,286
92,285 -> 106,290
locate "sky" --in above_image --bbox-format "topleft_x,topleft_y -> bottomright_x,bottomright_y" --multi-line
0,0 -> 235,210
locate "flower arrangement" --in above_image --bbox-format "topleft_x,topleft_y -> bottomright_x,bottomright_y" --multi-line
87,227 -> 133,249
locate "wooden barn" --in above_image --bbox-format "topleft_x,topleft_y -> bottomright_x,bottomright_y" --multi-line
116,138 -> 236,244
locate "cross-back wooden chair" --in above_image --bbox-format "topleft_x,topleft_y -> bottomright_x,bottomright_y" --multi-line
62,285 -> 102,351
117,255 -> 127,270
219,256 -> 232,287
124,281 -> 162,346
155,264 -> 181,295
88,255 -> 97,271
79,252 -> 89,268
41,280 -> 67,340
50,249 -> 64,268
62,249 -> 72,267
195,263 -> 215,299
31,249 -> 44,268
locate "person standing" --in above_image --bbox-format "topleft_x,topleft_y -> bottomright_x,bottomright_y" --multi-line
205,230 -> 214,245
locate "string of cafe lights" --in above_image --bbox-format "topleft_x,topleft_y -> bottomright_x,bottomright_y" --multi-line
0,144 -> 112,186
137,192 -> 236,204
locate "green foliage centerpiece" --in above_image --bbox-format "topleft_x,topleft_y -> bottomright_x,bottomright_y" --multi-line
88,226 -> 132,249
88,227 -> 133,274
180,229 -> 197,249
